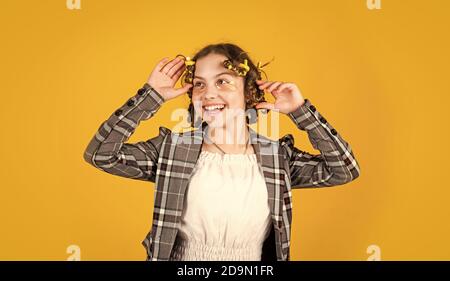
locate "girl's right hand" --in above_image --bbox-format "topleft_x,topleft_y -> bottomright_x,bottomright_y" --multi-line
146,56 -> 193,101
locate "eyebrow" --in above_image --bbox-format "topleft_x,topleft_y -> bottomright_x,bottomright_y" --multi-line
194,71 -> 237,80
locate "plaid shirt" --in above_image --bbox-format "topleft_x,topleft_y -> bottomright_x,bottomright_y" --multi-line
83,83 -> 361,261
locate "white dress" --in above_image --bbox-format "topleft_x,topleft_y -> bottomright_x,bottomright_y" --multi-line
170,150 -> 272,261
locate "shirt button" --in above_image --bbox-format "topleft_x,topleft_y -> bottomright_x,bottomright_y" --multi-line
127,99 -> 135,106
319,116 -> 327,124
309,105 -> 316,112
114,109 -> 122,116
137,88 -> 146,95
331,128 -> 337,135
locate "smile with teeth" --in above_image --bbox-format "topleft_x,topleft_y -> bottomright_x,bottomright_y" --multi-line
203,104 -> 226,114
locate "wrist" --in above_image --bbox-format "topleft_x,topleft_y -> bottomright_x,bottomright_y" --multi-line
143,83 -> 165,102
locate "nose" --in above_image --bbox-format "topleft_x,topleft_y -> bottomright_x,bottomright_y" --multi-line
204,88 -> 219,100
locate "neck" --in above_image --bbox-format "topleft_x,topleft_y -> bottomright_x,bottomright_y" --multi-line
205,121 -> 250,152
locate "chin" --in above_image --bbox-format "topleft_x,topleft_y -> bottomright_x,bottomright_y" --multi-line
204,118 -> 225,128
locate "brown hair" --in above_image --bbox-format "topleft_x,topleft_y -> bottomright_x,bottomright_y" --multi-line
180,43 -> 272,128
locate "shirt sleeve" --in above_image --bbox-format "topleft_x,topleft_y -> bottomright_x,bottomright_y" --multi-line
280,98 -> 361,188
83,83 -> 171,183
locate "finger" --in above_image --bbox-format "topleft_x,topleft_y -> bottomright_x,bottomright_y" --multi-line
258,81 -> 276,90
275,83 -> 292,93
255,102 -> 275,110
160,57 -> 182,73
267,81 -> 283,93
172,63 -> 186,78
173,83 -> 193,96
161,57 -> 181,74
171,64 -> 186,81
156,57 -> 170,72
175,54 -> 186,61
256,79 -> 266,84
167,59 -> 185,78
259,80 -> 273,88
159,60 -> 172,73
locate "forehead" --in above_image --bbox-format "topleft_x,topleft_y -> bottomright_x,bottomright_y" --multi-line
194,53 -> 236,79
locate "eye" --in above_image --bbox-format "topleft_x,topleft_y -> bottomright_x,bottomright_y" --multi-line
193,81 -> 204,88
217,79 -> 230,84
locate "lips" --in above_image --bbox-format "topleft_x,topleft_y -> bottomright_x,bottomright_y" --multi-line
202,104 -> 226,118
203,104 -> 225,110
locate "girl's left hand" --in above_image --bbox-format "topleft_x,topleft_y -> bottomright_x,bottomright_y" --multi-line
255,80 -> 305,114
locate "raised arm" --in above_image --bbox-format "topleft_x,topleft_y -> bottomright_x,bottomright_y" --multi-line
83,56 -> 193,182
255,79 -> 360,189
83,83 -> 169,182
282,98 -> 360,188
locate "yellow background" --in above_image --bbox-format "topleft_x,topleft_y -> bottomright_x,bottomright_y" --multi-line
1,0 -> 449,260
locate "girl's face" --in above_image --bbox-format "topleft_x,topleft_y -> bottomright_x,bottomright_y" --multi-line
191,53 -> 246,129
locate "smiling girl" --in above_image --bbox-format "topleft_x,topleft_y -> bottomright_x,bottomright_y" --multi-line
83,43 -> 361,261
